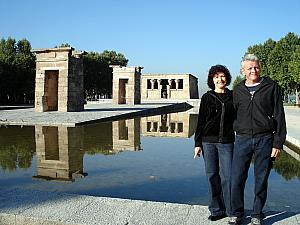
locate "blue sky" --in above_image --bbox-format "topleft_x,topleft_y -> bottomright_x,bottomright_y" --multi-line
1,0 -> 299,94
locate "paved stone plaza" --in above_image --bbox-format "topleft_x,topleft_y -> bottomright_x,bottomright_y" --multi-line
0,188 -> 299,225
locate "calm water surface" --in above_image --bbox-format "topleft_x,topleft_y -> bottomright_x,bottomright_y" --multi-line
0,111 -> 300,212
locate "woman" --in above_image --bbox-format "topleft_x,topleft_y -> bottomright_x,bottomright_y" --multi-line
194,65 -> 235,221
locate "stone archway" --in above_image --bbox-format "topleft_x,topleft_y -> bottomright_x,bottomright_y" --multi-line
111,66 -> 143,105
33,47 -> 86,112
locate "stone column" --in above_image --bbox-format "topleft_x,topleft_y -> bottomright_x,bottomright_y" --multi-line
167,79 -> 173,99
150,79 -> 155,90
158,79 -> 162,90
150,122 -> 155,132
175,79 -> 180,90
175,123 -> 179,133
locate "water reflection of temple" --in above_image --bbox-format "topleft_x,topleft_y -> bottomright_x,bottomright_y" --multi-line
141,112 -> 198,138
33,125 -> 87,182
82,118 -> 141,154
2,112 -> 300,184
31,114 -> 183,182
112,118 -> 141,152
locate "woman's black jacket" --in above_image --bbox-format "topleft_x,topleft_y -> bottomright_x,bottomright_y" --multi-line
233,77 -> 286,149
194,89 -> 235,148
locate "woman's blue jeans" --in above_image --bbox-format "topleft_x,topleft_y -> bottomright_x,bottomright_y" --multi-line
202,142 -> 233,216
230,134 -> 273,219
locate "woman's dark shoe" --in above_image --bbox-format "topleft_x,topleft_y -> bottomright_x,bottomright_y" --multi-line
208,213 -> 227,221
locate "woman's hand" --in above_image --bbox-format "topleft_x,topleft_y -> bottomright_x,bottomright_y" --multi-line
194,147 -> 202,158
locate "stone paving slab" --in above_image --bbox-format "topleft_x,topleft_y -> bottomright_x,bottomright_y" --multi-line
129,201 -> 190,225
0,188 -> 299,225
0,103 -> 191,127
66,197 -> 146,225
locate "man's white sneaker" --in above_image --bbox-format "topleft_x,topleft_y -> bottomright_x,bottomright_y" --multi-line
228,216 -> 242,225
251,217 -> 262,225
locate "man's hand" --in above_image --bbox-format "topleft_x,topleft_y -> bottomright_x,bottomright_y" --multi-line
194,147 -> 202,158
271,148 -> 281,158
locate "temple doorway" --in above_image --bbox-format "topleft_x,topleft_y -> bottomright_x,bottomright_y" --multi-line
118,79 -> 128,104
45,70 -> 58,111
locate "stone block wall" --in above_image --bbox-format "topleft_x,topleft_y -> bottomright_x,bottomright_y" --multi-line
112,66 -> 142,105
141,74 -> 198,101
34,125 -> 85,181
33,47 -> 85,112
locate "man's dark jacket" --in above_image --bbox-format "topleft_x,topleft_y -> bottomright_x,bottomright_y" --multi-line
233,77 -> 286,149
194,89 -> 235,148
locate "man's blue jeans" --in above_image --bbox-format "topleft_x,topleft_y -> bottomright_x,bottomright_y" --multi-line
202,142 -> 233,216
230,134 -> 273,219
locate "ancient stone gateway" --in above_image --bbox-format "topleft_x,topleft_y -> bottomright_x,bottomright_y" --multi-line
33,47 -> 85,112
111,66 -> 143,105
112,118 -> 141,152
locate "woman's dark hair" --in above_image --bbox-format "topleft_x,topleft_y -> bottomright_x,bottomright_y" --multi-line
207,64 -> 231,90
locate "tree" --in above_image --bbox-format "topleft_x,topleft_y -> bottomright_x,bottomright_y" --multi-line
0,37 -> 35,104
289,45 -> 300,85
0,37 -> 17,104
14,39 -> 36,102
247,38 -> 276,77
83,50 -> 128,99
232,75 -> 244,89
289,45 -> 300,105
267,32 -> 300,94
54,43 -> 71,48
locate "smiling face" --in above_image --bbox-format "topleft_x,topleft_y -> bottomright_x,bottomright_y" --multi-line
242,60 -> 261,84
213,72 -> 227,91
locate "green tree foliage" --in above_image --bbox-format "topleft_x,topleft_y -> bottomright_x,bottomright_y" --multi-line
247,38 -> 276,77
232,75 -> 244,90
84,50 -> 128,99
267,32 -> 300,94
83,122 -> 114,155
0,37 -> 36,104
246,32 -> 300,95
289,45 -> 300,87
272,149 -> 300,181
54,43 -> 71,48
0,126 -> 35,171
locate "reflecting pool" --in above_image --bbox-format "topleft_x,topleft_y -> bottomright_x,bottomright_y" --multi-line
0,111 -> 300,212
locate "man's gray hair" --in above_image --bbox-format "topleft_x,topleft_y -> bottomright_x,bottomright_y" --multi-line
241,53 -> 260,67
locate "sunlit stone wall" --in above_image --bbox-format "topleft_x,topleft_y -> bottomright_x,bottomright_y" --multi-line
33,47 -> 85,112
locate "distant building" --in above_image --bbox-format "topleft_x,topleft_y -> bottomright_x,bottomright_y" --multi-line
111,66 -> 199,104
141,74 -> 199,102
111,66 -> 143,105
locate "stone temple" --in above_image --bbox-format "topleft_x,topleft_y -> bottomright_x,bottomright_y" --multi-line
111,66 -> 199,105
33,47 -> 86,112
33,47 -> 199,109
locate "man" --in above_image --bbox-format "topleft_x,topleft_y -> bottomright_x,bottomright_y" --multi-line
228,54 -> 286,225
